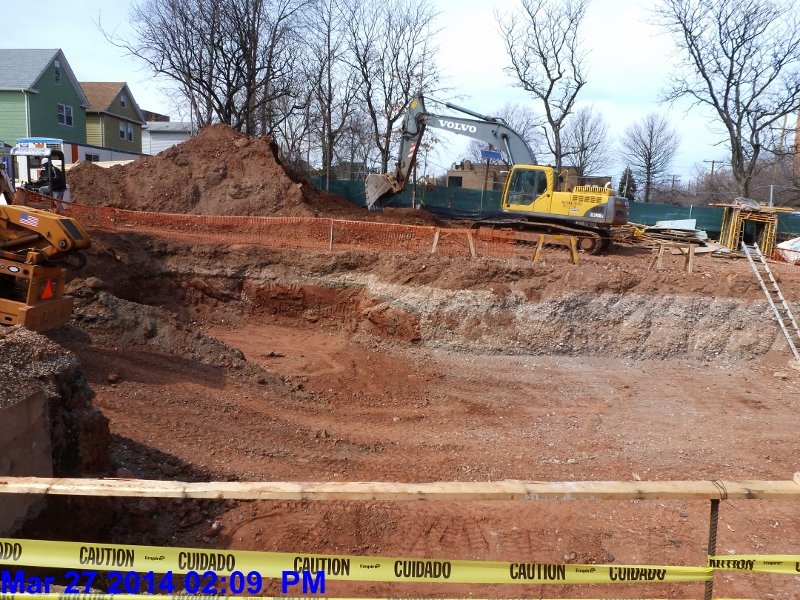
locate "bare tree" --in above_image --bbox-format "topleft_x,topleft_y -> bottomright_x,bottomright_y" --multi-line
110,0 -> 310,133
562,106 -> 611,175
336,111 -> 376,179
345,0 -> 441,173
304,0 -> 360,189
620,113 -> 680,202
498,0 -> 590,174
690,153 -> 800,205
656,0 -> 800,197
271,88 -> 314,171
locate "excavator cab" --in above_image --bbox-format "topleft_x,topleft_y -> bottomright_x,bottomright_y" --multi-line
9,141 -> 70,211
505,167 -> 549,206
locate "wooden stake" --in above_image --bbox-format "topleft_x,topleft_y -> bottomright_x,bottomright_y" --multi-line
649,243 -> 666,270
431,229 -> 440,254
467,231 -> 477,259
533,234 -> 545,263
685,243 -> 695,273
568,236 -> 579,264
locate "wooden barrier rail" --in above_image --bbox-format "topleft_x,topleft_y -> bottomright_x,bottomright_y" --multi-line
3,475 -> 799,599
1,475 -> 799,501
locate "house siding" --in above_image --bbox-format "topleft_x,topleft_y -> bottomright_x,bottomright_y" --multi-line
27,61 -> 86,144
86,87 -> 144,153
0,92 -> 28,145
101,115 -> 141,153
112,89 -> 143,124
143,130 -> 191,155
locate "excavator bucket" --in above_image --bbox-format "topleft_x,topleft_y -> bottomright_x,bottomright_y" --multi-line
365,173 -> 400,211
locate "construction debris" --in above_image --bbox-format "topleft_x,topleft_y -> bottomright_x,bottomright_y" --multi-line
616,221 -> 707,246
774,237 -> 800,265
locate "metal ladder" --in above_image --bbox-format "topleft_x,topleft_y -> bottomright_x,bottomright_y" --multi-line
741,241 -> 800,361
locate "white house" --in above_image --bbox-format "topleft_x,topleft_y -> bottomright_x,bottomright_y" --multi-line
142,121 -> 194,155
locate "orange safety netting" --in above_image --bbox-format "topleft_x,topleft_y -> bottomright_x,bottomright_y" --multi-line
62,203 -> 542,261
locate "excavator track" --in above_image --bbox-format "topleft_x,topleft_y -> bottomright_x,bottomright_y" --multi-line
471,219 -> 612,255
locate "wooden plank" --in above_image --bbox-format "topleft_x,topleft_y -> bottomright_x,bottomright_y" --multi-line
670,246 -> 716,255
533,234 -> 545,263
467,232 -> 477,258
649,243 -> 666,270
568,236 -> 579,264
431,229 -> 440,254
685,243 -> 695,273
0,477 -> 798,501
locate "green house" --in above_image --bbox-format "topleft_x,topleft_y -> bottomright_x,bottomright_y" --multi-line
0,49 -> 89,147
81,82 -> 145,154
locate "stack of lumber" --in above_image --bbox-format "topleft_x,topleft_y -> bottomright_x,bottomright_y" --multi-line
641,226 -> 706,244
615,222 -> 707,247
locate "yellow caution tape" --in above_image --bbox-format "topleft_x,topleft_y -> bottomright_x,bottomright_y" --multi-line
708,555 -> 800,574
0,538 -> 710,584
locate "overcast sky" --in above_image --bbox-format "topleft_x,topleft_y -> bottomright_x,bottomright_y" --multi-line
3,0 -> 746,182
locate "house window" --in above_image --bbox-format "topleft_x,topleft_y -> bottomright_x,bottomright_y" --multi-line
447,176 -> 463,188
127,123 -> 134,142
57,104 -> 73,126
119,122 -> 126,140
54,60 -> 61,84
85,153 -> 100,162
120,93 -> 127,108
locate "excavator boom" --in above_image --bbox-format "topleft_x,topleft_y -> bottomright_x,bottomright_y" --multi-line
365,94 -> 535,210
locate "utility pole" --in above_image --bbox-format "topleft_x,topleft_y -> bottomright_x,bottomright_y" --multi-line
703,160 -> 718,175
671,175 -> 680,190
768,114 -> 789,207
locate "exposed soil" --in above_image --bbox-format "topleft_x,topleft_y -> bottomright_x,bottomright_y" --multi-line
24,229 -> 799,599
66,124 -> 442,227
7,129 -> 800,598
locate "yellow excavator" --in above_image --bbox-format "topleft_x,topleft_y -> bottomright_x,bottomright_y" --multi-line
1,167 -> 90,332
366,94 -> 628,253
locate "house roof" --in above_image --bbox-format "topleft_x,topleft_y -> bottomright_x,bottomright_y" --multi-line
143,121 -> 194,133
81,82 -> 146,124
0,49 -> 89,106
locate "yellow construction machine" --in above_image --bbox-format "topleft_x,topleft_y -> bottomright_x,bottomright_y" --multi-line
0,173 -> 90,331
366,94 -> 628,253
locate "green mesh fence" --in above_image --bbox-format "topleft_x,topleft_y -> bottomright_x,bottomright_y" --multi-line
310,177 -> 800,236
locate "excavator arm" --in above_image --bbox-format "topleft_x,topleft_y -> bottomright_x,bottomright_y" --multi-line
365,94 -> 536,210
0,205 -> 90,261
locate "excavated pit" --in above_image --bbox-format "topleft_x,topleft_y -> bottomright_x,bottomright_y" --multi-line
12,122 -> 798,598
38,229 -> 800,600
75,230 -> 788,363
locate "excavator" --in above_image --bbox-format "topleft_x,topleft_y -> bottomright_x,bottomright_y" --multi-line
0,164 -> 90,332
365,94 -> 629,253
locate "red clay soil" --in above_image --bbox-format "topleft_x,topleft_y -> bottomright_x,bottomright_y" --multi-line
66,124 -> 441,227
17,125 -> 800,597
38,228 -> 800,600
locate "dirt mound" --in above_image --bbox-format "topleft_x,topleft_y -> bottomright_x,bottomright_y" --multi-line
68,124 -> 364,218
62,277 -> 267,375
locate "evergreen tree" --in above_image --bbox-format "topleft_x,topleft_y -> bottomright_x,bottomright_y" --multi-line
618,166 -> 637,201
